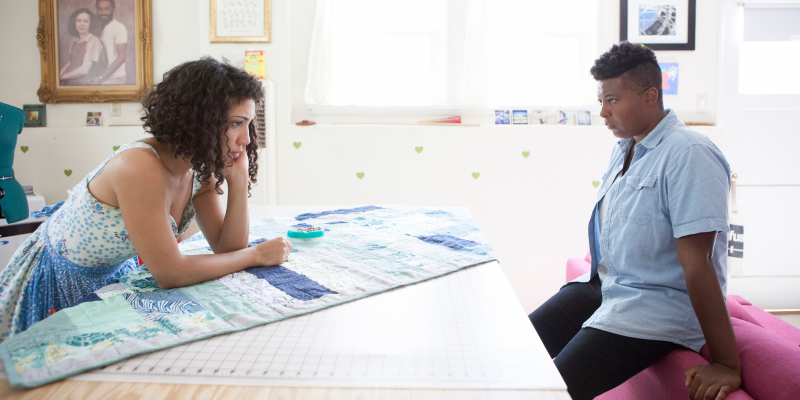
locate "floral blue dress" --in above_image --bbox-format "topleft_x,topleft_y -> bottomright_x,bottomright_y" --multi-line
0,142 -> 201,342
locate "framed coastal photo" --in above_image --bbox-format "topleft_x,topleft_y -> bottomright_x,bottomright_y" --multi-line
620,0 -> 696,51
23,105 -> 47,127
36,0 -> 153,103
210,0 -> 271,43
512,110 -> 528,125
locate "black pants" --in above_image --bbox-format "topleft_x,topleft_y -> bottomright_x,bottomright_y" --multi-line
529,275 -> 685,400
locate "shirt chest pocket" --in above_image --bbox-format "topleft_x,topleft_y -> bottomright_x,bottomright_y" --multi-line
618,175 -> 657,225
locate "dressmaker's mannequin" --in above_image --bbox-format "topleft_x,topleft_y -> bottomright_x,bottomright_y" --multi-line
0,102 -> 28,224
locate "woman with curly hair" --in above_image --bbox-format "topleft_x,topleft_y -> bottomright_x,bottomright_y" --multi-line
0,58 -> 291,343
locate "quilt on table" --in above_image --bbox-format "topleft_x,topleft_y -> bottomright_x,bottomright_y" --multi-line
0,206 -> 496,387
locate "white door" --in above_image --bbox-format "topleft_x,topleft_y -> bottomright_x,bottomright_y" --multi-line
717,0 -> 800,308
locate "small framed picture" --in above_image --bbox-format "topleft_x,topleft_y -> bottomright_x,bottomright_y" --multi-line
23,104 -> 46,127
512,110 -> 528,125
495,110 -> 510,125
532,110 -> 549,125
659,62 -> 679,95
556,111 -> 573,125
86,112 -> 103,127
577,111 -> 592,126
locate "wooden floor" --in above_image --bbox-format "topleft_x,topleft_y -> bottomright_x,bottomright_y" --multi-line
0,379 -> 570,400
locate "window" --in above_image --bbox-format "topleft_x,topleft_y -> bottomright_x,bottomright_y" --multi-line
306,0 -> 599,109
738,3 -> 800,94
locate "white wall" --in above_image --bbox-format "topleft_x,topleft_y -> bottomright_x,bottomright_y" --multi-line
3,0 -> 798,310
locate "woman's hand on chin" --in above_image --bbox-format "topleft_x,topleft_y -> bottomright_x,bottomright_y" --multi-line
252,237 -> 293,266
224,149 -> 250,187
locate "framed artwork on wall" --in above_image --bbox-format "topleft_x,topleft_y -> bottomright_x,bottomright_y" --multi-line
210,0 -> 271,43
36,0 -> 153,103
620,0 -> 696,51
23,104 -> 46,127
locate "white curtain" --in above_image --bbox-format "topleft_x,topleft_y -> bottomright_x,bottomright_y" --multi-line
304,0 -> 333,105
456,0 -> 488,107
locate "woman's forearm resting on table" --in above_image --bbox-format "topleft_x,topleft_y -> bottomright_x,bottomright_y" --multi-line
148,247 -> 259,289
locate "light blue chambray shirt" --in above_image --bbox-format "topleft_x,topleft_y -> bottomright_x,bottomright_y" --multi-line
574,110 -> 731,352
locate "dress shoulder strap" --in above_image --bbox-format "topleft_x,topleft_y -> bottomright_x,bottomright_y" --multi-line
86,141 -> 160,184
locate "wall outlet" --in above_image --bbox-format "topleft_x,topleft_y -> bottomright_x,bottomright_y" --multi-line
110,103 -> 122,116
696,94 -> 708,113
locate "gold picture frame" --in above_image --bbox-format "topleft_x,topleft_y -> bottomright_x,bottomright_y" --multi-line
210,0 -> 271,43
36,0 -> 153,103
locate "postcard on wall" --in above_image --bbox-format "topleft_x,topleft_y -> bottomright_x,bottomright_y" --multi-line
576,110 -> 592,126
556,111 -> 573,125
86,111 -> 102,126
512,110 -> 528,125
659,62 -> 679,95
245,51 -> 266,79
532,110 -> 549,125
495,110 -> 510,125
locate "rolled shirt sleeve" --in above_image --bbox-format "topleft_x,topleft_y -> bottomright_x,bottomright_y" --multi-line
666,142 -> 731,238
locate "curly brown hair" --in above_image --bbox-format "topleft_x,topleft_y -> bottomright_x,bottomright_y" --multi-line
141,58 -> 263,195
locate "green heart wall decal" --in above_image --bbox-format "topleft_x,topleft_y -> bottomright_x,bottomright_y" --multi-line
592,181 -> 600,188
356,172 -> 365,179
113,145 -> 120,151
20,146 -> 29,153
472,172 -> 480,179
522,151 -> 530,158
415,146 -> 423,154
293,142 -> 302,149
64,169 -> 73,177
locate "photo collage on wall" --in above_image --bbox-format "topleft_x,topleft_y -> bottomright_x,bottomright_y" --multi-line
495,110 -> 593,126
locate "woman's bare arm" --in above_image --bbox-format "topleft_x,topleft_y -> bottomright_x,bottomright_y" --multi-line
107,150 -> 289,289
191,150 -> 251,254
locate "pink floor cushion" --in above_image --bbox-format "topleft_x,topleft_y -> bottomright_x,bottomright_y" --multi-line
566,257 -> 589,282
727,297 -> 763,327
700,318 -> 800,400
598,349 -> 754,400
728,294 -> 752,306
741,305 -> 800,346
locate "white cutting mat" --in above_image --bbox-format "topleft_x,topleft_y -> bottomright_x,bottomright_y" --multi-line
3,206 -> 565,390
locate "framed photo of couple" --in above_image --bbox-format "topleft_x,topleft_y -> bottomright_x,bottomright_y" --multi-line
36,0 -> 153,103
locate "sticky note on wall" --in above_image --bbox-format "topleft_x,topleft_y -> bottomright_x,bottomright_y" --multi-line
245,51 -> 266,80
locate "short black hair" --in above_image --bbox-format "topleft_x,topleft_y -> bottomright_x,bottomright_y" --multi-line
591,42 -> 662,105
67,8 -> 100,38
96,0 -> 115,9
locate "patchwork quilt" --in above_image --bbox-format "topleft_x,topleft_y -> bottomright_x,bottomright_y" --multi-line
0,206 -> 496,387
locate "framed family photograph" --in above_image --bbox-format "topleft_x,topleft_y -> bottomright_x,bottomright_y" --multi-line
36,0 -> 153,103
620,0 -> 696,51
210,0 -> 271,43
